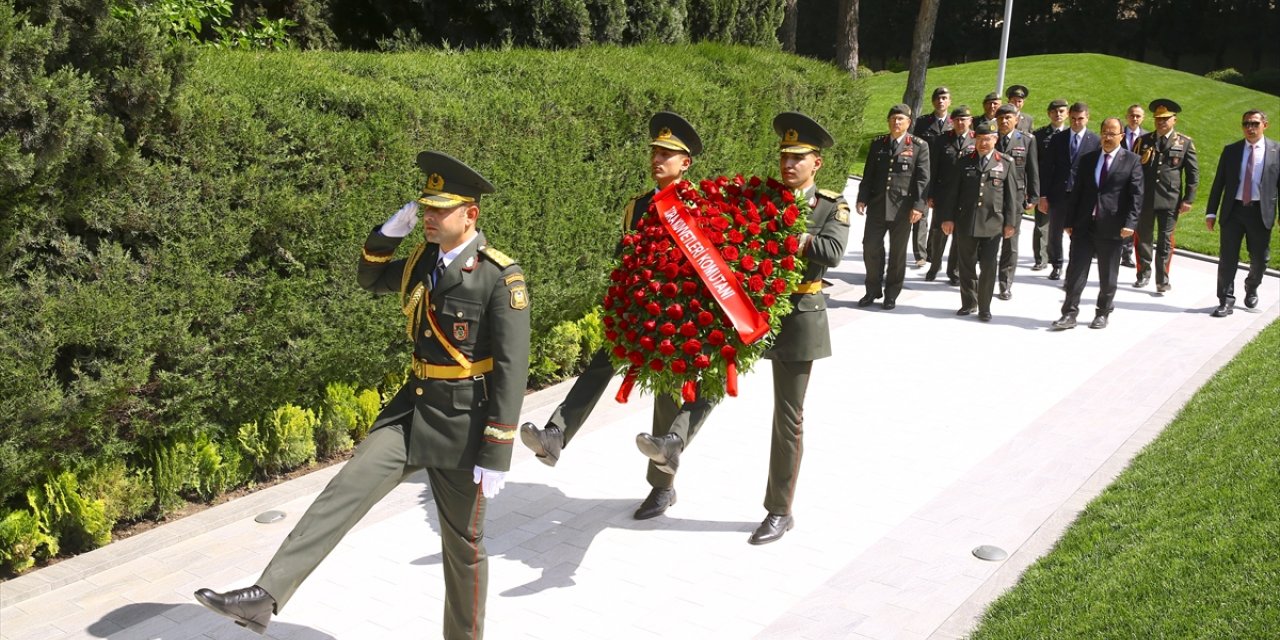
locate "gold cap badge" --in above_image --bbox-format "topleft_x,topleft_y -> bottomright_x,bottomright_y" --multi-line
427,173 -> 444,190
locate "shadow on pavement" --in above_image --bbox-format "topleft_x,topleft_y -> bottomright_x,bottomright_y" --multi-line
408,482 -> 754,597
88,602 -> 336,639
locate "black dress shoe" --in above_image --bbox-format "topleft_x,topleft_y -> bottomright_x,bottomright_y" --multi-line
1089,315 -> 1109,329
857,293 -> 880,307
1048,267 -> 1061,280
997,289 -> 1012,300
1156,282 -> 1171,293
634,487 -> 676,520
520,423 -> 563,467
955,306 -> 976,316
1211,304 -> 1233,317
1050,315 -> 1077,330
1121,257 -> 1136,268
881,299 -> 896,310
1134,276 -> 1150,288
947,275 -> 960,286
1031,262 -> 1047,271
636,433 -> 683,474
748,513 -> 794,545
195,586 -> 275,634
1245,290 -> 1259,309
924,270 -> 938,282
978,311 -> 992,322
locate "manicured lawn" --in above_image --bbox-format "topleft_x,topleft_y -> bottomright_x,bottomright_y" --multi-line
851,54 -> 1280,267
968,317 -> 1280,639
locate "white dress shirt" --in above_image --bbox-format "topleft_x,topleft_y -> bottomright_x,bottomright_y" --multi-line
1235,138 -> 1266,202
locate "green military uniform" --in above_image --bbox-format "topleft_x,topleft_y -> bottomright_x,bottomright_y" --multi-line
761,113 -> 851,522
257,152 -> 530,640
939,131 -> 1020,318
1006,85 -> 1034,134
993,107 -> 1040,298
1131,99 -> 1199,290
857,104 -> 931,306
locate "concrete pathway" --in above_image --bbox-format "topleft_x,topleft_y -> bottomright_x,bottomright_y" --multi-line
3,197 -> 1276,639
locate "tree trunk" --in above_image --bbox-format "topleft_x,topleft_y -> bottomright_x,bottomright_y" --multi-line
836,0 -> 860,77
780,0 -> 798,52
902,0 -> 941,120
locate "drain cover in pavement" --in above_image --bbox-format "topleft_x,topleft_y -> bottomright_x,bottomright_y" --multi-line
972,545 -> 1008,561
255,510 -> 287,524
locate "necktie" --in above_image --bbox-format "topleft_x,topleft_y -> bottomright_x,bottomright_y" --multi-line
1095,153 -> 1111,220
431,257 -> 445,288
980,155 -> 989,172
1070,133 -> 1080,161
1243,144 -> 1255,205
1126,131 -> 1134,149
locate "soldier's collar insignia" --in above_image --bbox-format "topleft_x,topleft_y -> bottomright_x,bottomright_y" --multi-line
463,255 -> 476,271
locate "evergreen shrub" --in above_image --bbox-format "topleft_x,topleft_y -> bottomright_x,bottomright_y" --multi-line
317,382 -> 359,457
0,509 -> 58,575
27,472 -> 113,553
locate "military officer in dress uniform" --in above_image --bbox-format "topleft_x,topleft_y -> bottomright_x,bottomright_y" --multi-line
925,105 -> 976,285
939,121 -> 1019,321
994,103 -> 1039,300
195,152 -> 531,640
973,92 -> 1002,132
912,87 -> 954,267
857,104 -> 931,309
1006,85 -> 1034,134
1030,99 -> 1070,271
750,112 -> 850,545
1131,98 -> 1199,292
520,112 -> 715,520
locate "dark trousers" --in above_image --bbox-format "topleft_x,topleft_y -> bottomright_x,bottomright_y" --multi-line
1216,201 -> 1273,305
647,393 -> 716,489
912,210 -> 929,260
1048,200 -> 1071,267
1061,226 -> 1123,317
1031,209 -> 1050,266
765,359 -> 812,516
258,425 -> 488,640
864,211 -> 913,300
998,219 -> 1022,291
925,216 -> 959,279
1135,208 -> 1178,285
955,233 -> 1001,313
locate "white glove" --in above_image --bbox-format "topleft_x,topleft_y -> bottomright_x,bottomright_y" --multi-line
473,465 -> 506,499
380,201 -> 420,238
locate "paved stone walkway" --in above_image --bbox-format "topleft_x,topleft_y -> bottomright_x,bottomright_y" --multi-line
3,190 -> 1276,639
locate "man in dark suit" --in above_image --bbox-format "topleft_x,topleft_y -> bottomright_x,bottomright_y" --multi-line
1030,99 -> 1069,271
195,152 -> 532,639
1131,99 -> 1199,292
994,104 -> 1039,299
1205,109 -> 1280,316
925,106 -> 976,285
1006,84 -> 1034,134
751,112 -> 850,544
857,103 -> 930,310
1051,118 -> 1143,330
1038,102 -> 1101,281
520,112 -> 715,521
1119,103 -> 1148,267
912,87 -> 953,267
939,121 -> 1019,321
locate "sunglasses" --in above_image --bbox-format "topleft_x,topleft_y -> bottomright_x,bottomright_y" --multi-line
1242,121 -> 1263,127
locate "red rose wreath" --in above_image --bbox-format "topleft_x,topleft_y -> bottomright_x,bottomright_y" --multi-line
603,175 -> 811,404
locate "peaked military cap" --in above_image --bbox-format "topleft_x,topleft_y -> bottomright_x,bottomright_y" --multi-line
1047,98 -> 1069,110
1149,98 -> 1181,118
983,92 -> 1001,103
416,151 -> 495,208
996,103 -> 1018,116
1006,84 -> 1029,99
932,86 -> 951,98
951,105 -> 973,119
649,111 -> 703,156
888,103 -> 912,119
974,120 -> 998,136
774,112 -> 835,154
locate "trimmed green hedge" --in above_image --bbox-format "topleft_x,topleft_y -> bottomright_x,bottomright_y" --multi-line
1,41 -> 866,570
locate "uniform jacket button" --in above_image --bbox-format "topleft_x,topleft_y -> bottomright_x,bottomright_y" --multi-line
415,387 -> 424,396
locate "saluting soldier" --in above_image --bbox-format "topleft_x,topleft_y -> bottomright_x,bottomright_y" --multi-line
196,152 -> 531,640
994,103 -> 1039,300
520,112 -> 716,520
939,120 -> 1019,321
1030,99 -> 1070,271
925,105 -> 976,285
1131,98 -> 1199,292
973,92 -> 1002,132
1006,85 -> 1034,134
912,87 -> 954,267
857,103 -> 931,309
750,112 -> 850,545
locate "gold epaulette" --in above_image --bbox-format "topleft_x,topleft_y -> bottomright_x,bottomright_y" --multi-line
479,246 -> 516,268
817,188 -> 843,201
